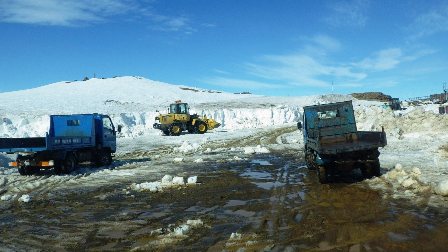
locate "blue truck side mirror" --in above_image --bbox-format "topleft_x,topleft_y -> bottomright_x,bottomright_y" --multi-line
117,125 -> 122,133
297,121 -> 303,130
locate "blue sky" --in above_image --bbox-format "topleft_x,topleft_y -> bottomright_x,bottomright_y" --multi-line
0,0 -> 447,99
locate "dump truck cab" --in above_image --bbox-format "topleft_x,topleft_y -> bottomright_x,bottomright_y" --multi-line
301,101 -> 386,183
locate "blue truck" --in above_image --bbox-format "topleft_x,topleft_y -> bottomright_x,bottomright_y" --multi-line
298,101 -> 387,183
0,114 -> 119,175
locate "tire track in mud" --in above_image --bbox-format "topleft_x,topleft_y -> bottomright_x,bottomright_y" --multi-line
208,126 -> 298,149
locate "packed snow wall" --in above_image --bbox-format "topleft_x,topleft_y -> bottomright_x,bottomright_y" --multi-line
1,104 -> 446,139
0,107 -> 302,138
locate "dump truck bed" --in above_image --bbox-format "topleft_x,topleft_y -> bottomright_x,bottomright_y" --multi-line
306,131 -> 387,155
0,114 -> 99,154
0,137 -> 47,153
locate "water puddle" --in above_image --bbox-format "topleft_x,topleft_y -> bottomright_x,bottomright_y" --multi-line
224,199 -> 247,208
254,181 -> 285,190
250,159 -> 272,166
240,170 -> 272,180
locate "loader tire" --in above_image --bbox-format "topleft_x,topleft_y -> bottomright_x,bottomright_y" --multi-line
195,122 -> 208,134
169,124 -> 182,136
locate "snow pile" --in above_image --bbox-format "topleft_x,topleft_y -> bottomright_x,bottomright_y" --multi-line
433,180 -> 448,196
367,164 -> 431,196
1,194 -> 13,201
244,145 -> 270,154
18,194 -> 31,203
187,176 -> 198,184
175,141 -> 202,153
193,158 -> 204,163
131,219 -> 206,249
150,219 -> 204,241
230,232 -> 243,240
354,104 -> 448,139
225,232 -> 264,249
130,181 -> 162,192
130,174 -> 198,192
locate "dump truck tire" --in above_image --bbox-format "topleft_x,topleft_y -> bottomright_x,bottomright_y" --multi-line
305,149 -> 316,170
317,165 -> 328,183
61,153 -> 77,174
362,159 -> 381,179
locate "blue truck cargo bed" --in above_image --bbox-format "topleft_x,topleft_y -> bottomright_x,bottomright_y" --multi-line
0,114 -> 99,153
0,113 -> 118,175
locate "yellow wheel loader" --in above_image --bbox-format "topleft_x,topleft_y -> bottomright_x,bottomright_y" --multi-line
153,101 -> 221,136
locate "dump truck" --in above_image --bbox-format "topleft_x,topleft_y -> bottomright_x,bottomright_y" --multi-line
153,101 -> 221,136
298,101 -> 387,183
0,114 -> 119,175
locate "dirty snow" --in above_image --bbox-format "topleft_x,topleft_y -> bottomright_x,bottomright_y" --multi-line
130,174 -> 197,193
18,194 -> 31,203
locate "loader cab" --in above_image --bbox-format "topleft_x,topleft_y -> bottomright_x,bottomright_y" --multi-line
169,102 -> 189,114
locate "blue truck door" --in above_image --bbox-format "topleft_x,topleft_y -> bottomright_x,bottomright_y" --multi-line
101,116 -> 116,152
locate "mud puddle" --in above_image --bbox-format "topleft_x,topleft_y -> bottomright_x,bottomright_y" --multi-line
0,150 -> 448,251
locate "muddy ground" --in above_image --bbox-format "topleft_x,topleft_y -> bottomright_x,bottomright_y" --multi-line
0,127 -> 448,251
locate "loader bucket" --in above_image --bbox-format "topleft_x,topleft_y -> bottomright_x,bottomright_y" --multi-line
205,119 -> 221,130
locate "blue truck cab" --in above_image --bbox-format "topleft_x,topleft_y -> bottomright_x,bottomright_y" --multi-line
0,113 -> 119,175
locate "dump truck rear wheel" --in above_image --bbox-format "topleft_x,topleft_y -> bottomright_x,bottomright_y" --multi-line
62,153 -> 77,174
169,124 -> 182,136
305,150 -> 316,170
317,165 -> 328,183
195,122 -> 208,134
362,159 -> 381,179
